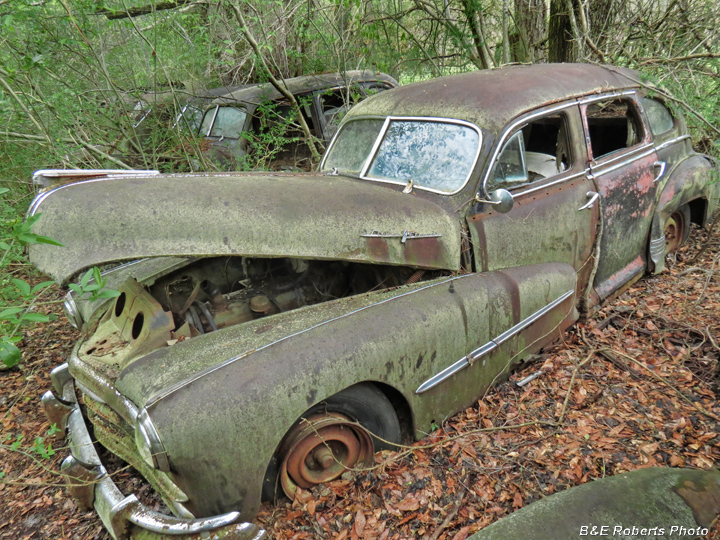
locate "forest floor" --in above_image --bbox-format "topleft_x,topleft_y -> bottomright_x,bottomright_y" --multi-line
1,224 -> 719,540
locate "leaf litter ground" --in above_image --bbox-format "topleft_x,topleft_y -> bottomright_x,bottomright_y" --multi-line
1,225 -> 719,540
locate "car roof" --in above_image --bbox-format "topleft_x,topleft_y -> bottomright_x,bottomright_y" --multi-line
346,63 -> 645,133
208,70 -> 399,109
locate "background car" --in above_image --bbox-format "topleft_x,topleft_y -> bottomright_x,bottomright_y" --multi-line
31,63 -> 718,540
197,70 -> 398,170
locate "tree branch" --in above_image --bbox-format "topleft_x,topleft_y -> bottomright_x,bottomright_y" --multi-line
95,0 -> 197,20
230,1 -> 320,163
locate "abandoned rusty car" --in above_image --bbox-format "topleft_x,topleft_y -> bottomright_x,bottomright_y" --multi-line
32,64 -> 718,540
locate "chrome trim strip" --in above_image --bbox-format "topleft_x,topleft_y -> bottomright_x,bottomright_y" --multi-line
576,89 -> 637,105
27,172 -> 160,217
148,274 -> 477,407
465,341 -> 498,363
480,101 -> 579,195
416,289 -> 574,394
512,171 -> 588,197
414,356 -> 476,394
655,134 -> 690,152
494,290 -> 574,345
590,146 -> 656,178
137,408 -> 170,472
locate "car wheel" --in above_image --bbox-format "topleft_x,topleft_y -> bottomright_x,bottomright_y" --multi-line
664,204 -> 691,254
275,383 -> 401,500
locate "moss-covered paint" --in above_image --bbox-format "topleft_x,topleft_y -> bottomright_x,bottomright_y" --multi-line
108,263 -> 577,520
28,173 -> 462,284
469,468 -> 720,540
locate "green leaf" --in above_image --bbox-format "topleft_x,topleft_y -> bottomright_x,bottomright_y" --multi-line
80,269 -> 93,289
95,289 -> 121,299
31,234 -> 63,247
0,308 -> 24,319
11,278 -> 31,297
0,187 -> 8,195
68,283 -> 82,294
0,242 -> 10,250
31,281 -> 55,294
20,312 -> 51,323
0,342 -> 21,368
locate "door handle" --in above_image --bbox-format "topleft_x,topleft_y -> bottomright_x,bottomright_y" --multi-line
578,191 -> 600,211
652,161 -> 666,183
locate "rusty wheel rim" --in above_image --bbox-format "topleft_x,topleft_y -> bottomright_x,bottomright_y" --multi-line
279,413 -> 373,499
664,211 -> 685,253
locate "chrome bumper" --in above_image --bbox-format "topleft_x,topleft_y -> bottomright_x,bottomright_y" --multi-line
42,363 -> 267,540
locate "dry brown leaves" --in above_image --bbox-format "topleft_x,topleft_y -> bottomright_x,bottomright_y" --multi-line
257,225 -> 720,540
1,225 -> 719,539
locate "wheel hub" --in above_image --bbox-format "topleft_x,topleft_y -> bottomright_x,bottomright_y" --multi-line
279,413 -> 373,499
664,211 -> 685,253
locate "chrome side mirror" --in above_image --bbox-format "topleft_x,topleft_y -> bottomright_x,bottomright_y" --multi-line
476,188 -> 514,213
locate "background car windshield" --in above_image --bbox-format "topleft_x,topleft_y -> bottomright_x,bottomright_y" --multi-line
200,106 -> 248,138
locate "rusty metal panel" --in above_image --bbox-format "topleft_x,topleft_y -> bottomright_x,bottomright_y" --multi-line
346,64 -> 642,135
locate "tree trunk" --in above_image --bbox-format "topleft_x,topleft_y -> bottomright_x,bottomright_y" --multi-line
548,0 -> 575,62
513,0 -> 546,62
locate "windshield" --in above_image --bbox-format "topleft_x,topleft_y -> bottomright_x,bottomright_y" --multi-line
175,105 -> 204,132
199,106 -> 248,139
322,117 -> 480,194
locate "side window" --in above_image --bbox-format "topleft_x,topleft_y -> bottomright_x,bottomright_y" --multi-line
489,113 -> 573,191
641,97 -> 675,136
320,89 -> 354,138
585,98 -> 644,160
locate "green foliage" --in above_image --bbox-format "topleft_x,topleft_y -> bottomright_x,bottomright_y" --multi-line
68,267 -> 121,302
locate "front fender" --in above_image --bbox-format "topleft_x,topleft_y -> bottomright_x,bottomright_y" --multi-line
130,263 -> 577,521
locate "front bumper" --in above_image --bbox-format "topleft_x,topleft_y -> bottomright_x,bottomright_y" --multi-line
42,363 -> 267,540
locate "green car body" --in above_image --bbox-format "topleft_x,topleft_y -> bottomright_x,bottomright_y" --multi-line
32,64 -> 719,540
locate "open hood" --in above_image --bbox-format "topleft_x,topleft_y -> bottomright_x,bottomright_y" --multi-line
27,172 -> 462,284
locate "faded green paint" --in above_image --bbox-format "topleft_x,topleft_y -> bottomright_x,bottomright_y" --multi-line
470,468 -> 720,540
28,173 -> 462,284
34,64 -> 720,540
103,263 -> 577,520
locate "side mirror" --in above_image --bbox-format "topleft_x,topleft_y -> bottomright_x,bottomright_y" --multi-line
476,188 -> 514,213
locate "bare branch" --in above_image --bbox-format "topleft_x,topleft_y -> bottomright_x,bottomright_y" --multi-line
95,0 -> 198,20
230,1 -> 321,162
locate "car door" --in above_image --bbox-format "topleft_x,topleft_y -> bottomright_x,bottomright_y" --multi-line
457,103 -> 599,383
467,102 -> 599,299
579,93 -> 659,300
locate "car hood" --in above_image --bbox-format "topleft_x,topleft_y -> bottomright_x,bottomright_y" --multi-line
27,172 -> 462,284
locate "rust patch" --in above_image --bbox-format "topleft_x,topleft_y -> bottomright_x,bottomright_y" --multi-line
364,237 -> 390,262
403,237 -> 445,268
675,478 -> 720,527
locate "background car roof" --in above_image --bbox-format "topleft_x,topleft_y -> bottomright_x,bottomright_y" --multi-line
346,63 -> 645,133
208,70 -> 399,109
